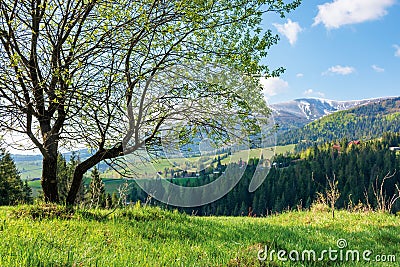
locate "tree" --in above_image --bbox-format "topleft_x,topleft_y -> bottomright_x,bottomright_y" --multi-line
111,192 -> 119,208
0,0 -> 109,202
57,151 -> 82,204
0,149 -> 32,205
57,153 -> 69,203
326,174 -> 340,219
22,180 -> 33,204
88,166 -> 105,208
0,0 -> 300,205
105,193 -> 112,209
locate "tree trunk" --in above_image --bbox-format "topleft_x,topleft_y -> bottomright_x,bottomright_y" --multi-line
66,145 -> 123,206
40,121 -> 60,203
66,166 -> 86,206
41,148 -> 59,203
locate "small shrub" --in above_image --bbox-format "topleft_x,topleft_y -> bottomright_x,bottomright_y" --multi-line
310,192 -> 329,213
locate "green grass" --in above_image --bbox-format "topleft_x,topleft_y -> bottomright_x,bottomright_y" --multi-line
15,160 -> 42,180
28,177 -> 92,197
0,205 -> 398,266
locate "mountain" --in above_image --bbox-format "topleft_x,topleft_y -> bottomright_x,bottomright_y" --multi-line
277,97 -> 400,149
270,97 -> 386,131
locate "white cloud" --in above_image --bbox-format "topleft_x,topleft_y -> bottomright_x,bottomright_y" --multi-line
260,77 -> 288,98
323,65 -> 355,75
296,73 -> 304,78
371,64 -> 384,72
273,19 -> 303,45
394,45 -> 400,57
313,0 -> 395,29
303,89 -> 325,97
304,89 -> 314,95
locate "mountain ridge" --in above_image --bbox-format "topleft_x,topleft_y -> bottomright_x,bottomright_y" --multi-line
276,96 -> 400,149
270,96 -> 393,131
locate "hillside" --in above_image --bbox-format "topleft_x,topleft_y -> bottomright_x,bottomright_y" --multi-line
106,133 -> 400,216
277,97 -> 400,148
270,97 -> 384,131
13,150 -> 110,180
0,205 -> 399,266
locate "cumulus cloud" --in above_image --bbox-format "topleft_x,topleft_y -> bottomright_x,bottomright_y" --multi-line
260,77 -> 288,97
313,0 -> 395,29
371,65 -> 384,73
323,65 -> 355,75
303,89 -> 325,97
273,19 -> 303,45
296,73 -> 304,78
394,45 -> 400,57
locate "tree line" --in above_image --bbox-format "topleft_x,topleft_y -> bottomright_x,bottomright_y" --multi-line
2,132 -> 399,216
126,132 -> 400,215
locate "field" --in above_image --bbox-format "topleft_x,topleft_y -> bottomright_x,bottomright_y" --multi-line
0,205 -> 398,266
15,160 -> 42,180
100,144 -> 295,179
26,145 -> 295,196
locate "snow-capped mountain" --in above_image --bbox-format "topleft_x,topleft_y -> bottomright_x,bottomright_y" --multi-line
270,97 -> 387,131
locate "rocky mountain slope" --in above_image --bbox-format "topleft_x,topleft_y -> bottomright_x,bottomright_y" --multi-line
270,97 -> 386,131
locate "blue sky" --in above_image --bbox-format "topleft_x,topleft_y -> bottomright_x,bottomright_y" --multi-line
260,0 -> 400,104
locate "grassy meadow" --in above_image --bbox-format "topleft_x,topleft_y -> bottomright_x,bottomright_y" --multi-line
0,204 -> 398,266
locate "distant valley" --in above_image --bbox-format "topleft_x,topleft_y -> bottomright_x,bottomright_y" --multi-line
12,96 -> 400,179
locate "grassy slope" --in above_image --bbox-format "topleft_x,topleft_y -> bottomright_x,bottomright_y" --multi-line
99,145 -> 295,179
16,160 -> 42,180
0,205 -> 398,266
27,144 -> 295,195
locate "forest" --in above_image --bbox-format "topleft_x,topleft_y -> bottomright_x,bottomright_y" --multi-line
277,97 -> 400,152
124,132 -> 400,216
2,131 -> 400,217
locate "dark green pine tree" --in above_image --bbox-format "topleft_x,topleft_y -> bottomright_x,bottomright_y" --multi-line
89,166 -> 105,208
105,193 -> 113,209
111,192 -> 120,207
57,152 -> 85,204
0,150 -> 32,205
22,180 -> 33,204
57,153 -> 70,203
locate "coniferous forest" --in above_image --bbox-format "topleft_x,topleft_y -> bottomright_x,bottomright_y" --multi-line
278,97 -> 400,152
127,132 -> 400,215
2,132 -> 399,217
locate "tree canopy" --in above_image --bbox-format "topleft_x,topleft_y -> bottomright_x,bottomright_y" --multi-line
0,0 -> 300,205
